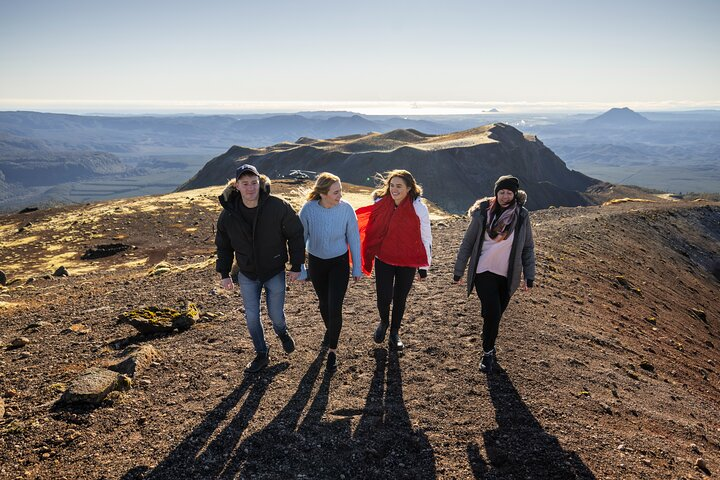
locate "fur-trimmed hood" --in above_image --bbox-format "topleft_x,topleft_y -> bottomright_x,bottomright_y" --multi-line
468,189 -> 527,215
219,175 -> 271,207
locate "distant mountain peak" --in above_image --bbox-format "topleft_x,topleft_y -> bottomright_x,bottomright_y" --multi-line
586,107 -> 651,126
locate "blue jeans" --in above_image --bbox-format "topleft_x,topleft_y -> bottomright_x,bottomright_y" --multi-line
237,271 -> 288,354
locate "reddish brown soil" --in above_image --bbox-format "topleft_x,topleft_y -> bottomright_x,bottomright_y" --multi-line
0,182 -> 718,480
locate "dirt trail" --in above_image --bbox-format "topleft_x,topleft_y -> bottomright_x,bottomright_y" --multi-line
0,183 -> 718,479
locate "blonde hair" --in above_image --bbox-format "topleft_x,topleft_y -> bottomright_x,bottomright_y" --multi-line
371,169 -> 423,201
306,172 -> 341,201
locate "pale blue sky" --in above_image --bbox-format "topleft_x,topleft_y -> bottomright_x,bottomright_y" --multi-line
1,0 -> 718,113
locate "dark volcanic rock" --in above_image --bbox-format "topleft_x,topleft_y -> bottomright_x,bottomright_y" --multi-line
108,345 -> 160,378
52,266 -> 69,277
117,304 -> 199,334
81,243 -> 131,260
60,367 -> 131,404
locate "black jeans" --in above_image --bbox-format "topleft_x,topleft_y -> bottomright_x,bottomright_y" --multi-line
375,258 -> 416,332
308,252 -> 350,349
474,271 -> 510,352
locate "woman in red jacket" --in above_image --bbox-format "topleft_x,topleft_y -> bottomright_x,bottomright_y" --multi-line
356,170 -> 432,351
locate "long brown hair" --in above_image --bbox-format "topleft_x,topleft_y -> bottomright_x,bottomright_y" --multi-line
371,169 -> 423,201
306,172 -> 341,201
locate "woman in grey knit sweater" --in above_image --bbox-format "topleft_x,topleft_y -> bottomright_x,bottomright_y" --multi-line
299,172 -> 362,371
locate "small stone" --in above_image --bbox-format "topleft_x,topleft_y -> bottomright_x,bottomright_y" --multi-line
639,360 -> 655,372
10,337 -> 30,348
5,389 -> 18,398
60,367 -> 131,405
0,270 -> 6,286
108,345 -> 160,378
18,352 -> 32,359
24,321 -> 49,331
695,458 -> 710,474
690,308 -> 707,323
690,443 -> 701,454
52,266 -> 69,277
68,323 -> 91,335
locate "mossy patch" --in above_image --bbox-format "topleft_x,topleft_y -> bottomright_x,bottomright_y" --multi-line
118,303 -> 199,334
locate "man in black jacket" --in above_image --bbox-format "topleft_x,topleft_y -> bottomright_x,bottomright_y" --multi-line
216,164 -> 305,372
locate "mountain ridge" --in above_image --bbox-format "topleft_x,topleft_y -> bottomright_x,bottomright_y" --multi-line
178,123 -> 600,213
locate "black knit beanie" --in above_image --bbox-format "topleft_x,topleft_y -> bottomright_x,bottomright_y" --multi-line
494,175 -> 519,195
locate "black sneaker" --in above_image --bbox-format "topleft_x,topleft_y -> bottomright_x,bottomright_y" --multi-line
245,351 -> 269,373
389,331 -> 404,351
279,331 -> 295,354
374,322 -> 389,344
480,350 -> 495,373
327,351 -> 337,371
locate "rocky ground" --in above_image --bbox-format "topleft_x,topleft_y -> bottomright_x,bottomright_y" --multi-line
0,181 -> 718,479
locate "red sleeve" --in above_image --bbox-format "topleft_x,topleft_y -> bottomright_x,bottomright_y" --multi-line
355,204 -> 374,275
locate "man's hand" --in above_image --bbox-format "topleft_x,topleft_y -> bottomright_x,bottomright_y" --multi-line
220,277 -> 234,291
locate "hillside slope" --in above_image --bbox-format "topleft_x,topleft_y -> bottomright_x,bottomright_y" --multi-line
178,123 -> 600,213
0,184 -> 718,479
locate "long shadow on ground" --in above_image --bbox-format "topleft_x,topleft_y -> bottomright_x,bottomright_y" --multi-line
123,348 -> 435,479
351,348 -> 436,479
467,366 -> 596,479
121,363 -> 287,480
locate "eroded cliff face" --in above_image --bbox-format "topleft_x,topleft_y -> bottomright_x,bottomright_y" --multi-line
178,123 -> 600,213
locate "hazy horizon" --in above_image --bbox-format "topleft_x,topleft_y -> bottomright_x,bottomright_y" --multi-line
1,100 -> 719,117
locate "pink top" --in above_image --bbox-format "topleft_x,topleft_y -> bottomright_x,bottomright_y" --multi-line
476,231 -> 515,278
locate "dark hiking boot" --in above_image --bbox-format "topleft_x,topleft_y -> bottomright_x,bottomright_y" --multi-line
480,350 -> 496,373
279,331 -> 295,354
374,321 -> 389,344
327,351 -> 338,371
245,350 -> 269,373
388,331 -> 404,351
